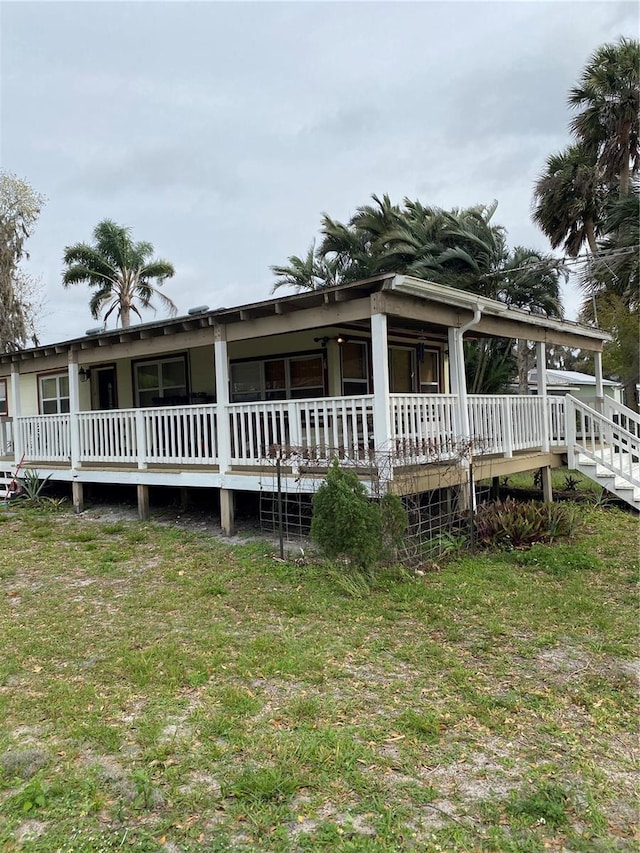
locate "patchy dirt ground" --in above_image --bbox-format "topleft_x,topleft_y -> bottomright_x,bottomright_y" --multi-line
0,503 -> 637,851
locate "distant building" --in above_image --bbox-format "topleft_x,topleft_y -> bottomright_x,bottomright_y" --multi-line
527,369 -> 623,404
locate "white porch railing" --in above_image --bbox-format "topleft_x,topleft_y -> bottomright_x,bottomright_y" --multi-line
548,397 -> 566,446
228,396 -> 375,465
390,394 -> 457,462
566,395 -> 640,488
468,395 -> 552,456
16,414 -> 71,462
0,418 -> 13,457
78,406 -> 218,466
78,410 -> 138,463
11,393 -> 569,471
603,397 -> 640,442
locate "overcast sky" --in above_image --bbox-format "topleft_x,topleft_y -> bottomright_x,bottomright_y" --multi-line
1,0 -> 638,344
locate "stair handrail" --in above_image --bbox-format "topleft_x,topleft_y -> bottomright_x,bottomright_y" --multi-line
566,395 -> 640,489
603,397 -> 640,437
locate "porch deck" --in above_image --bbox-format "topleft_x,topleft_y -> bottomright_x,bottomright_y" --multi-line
0,394 -> 567,494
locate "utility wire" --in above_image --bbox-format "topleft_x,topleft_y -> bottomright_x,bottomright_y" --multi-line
477,245 -> 639,279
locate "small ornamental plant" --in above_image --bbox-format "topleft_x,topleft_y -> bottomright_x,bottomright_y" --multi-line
475,497 -> 577,549
311,459 -> 407,570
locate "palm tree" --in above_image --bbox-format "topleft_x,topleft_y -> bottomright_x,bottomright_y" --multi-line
496,247 -> 566,392
532,144 -> 603,255
62,220 -> 176,328
271,242 -> 345,292
569,37 -> 640,196
581,187 -> 640,319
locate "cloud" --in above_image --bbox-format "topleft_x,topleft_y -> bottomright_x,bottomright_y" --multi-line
2,0 -> 637,343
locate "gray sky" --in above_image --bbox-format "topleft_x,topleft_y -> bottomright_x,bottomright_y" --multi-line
2,0 -> 638,344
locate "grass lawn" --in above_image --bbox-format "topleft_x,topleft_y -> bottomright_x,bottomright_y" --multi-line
495,467 -> 603,499
0,503 -> 637,852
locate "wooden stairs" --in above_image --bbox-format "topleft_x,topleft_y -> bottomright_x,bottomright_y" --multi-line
567,396 -> 640,512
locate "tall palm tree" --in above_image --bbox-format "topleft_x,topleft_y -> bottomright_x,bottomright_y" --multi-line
532,144 -> 603,255
581,187 -> 640,319
569,37 -> 640,196
62,220 -> 176,328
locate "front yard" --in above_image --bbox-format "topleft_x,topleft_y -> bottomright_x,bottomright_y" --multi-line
0,503 -> 637,852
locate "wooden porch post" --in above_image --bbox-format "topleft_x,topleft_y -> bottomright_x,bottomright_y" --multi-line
536,342 -> 549,453
448,328 -> 471,442
214,326 -> 231,475
220,488 -> 235,536
370,310 -> 392,458
137,484 -> 150,520
215,326 -> 235,535
68,352 -> 81,469
540,466 -> 553,503
594,351 -> 604,412
72,481 -> 84,514
10,365 -> 22,464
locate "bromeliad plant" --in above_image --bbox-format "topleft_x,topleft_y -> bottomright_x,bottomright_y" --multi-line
475,497 -> 578,549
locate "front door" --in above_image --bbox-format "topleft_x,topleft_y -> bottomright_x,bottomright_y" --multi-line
95,366 -> 118,410
389,347 -> 414,393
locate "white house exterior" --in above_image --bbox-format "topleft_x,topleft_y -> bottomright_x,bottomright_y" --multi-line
1,274 -> 638,525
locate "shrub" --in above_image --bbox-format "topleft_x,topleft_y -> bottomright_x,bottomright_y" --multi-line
475,498 -> 577,549
310,459 -> 407,570
379,492 -> 408,560
311,460 -> 380,570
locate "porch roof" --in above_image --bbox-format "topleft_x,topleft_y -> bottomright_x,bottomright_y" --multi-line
1,273 -> 611,364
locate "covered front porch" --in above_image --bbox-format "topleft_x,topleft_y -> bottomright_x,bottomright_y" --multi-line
0,274 -> 613,528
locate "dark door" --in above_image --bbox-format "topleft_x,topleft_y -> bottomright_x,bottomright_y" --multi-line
96,367 -> 118,410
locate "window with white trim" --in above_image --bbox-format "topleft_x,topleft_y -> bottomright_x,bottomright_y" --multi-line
135,356 -> 187,406
230,354 -> 325,402
0,379 -> 7,416
40,374 -> 70,414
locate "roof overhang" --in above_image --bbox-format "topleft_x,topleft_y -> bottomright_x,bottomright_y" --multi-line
0,272 -> 611,365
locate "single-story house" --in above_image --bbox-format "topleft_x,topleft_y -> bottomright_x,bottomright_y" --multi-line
1,274 -> 637,526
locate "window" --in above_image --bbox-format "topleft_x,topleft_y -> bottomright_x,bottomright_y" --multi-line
40,374 -> 70,414
418,348 -> 440,393
135,357 -> 187,406
0,380 -> 7,417
231,362 -> 262,403
230,354 -> 325,402
341,341 -> 369,395
289,356 -> 324,399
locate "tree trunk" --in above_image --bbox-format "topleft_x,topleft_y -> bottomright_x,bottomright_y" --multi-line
584,217 -> 598,254
619,127 -> 631,198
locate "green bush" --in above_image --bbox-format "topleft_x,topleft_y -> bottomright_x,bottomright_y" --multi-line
379,491 -> 408,560
475,498 -> 577,549
311,459 -> 407,570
